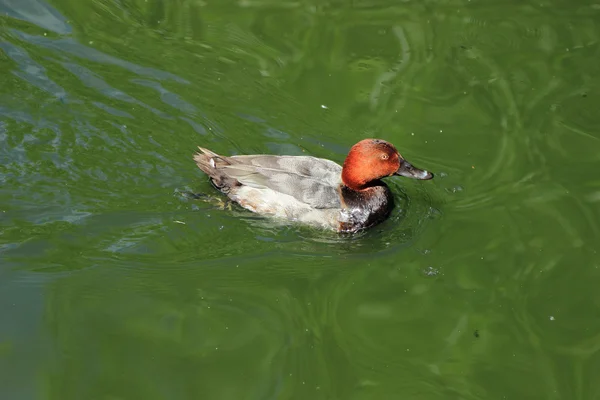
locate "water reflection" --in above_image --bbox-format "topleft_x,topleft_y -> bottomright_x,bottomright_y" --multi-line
0,0 -> 71,34
0,40 -> 67,98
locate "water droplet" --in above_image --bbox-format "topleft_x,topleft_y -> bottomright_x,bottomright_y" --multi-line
423,266 -> 440,276
445,186 -> 464,193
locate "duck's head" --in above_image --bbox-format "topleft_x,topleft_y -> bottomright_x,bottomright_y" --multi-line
341,139 -> 433,190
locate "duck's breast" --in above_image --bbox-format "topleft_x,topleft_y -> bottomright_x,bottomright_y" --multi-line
338,184 -> 394,232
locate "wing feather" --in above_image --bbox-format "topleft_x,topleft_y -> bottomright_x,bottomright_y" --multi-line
224,155 -> 342,209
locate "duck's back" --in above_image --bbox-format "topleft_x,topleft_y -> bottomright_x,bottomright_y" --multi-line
194,148 -> 344,229
225,154 -> 343,208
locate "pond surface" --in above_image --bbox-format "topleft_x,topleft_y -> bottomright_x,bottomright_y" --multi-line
2,0 -> 600,399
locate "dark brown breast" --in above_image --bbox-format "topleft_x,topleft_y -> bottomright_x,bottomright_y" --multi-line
338,182 -> 394,233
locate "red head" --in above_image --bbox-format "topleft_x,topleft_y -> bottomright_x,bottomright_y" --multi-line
341,139 -> 433,190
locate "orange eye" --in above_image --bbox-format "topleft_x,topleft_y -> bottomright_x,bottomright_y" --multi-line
380,153 -> 389,160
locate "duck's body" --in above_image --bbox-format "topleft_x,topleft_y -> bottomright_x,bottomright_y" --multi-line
194,139 -> 432,233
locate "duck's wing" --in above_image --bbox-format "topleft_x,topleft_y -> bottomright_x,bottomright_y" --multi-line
194,148 -> 343,209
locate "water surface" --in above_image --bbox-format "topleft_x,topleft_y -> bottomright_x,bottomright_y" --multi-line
2,0 -> 600,399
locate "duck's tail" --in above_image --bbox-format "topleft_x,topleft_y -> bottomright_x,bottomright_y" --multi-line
193,147 -> 239,193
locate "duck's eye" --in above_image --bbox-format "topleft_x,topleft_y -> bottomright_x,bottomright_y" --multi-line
380,153 -> 389,160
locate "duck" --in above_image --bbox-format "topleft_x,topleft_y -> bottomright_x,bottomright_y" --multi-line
193,139 -> 433,233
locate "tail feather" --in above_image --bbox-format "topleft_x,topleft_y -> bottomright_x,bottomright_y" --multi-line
193,147 -> 239,193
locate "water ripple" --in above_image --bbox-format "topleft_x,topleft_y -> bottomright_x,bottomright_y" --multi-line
0,0 -> 71,34
11,30 -> 190,83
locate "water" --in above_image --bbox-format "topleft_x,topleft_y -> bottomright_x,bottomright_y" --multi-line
1,0 -> 600,398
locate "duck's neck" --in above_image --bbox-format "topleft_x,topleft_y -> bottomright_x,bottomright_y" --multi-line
340,181 -> 393,211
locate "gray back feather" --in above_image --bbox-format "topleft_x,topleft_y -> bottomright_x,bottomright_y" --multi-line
224,155 -> 342,209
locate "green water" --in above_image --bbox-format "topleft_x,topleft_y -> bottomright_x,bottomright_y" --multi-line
2,0 -> 600,398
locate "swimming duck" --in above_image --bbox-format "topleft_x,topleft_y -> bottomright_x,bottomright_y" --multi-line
194,139 -> 433,233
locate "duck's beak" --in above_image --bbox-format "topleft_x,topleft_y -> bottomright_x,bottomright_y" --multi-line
395,161 -> 433,180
